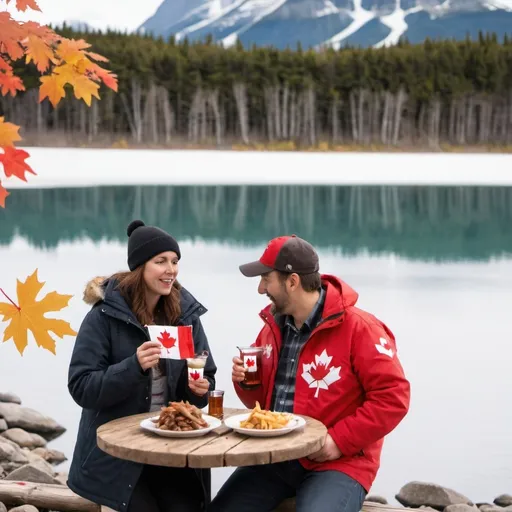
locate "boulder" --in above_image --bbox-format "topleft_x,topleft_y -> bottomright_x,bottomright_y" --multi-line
0,392 -> 22,404
0,419 -> 7,433
2,428 -> 47,449
396,482 -> 473,510
445,505 -> 479,512
0,436 -> 28,465
22,449 -> 56,475
9,506 -> 39,512
4,462 -> 61,485
0,503 -> 7,512
0,402 -> 65,441
479,505 -> 504,512
0,463 -> 5,478
367,495 -> 388,504
495,496 -> 512,508
32,446 -> 67,465
55,471 -> 69,485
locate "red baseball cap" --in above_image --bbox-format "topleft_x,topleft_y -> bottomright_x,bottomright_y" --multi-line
239,235 -> 320,277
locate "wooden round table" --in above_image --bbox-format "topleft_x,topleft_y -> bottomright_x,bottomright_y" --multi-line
97,408 -> 327,469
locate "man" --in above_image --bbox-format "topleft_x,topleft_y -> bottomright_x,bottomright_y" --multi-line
209,235 -> 410,512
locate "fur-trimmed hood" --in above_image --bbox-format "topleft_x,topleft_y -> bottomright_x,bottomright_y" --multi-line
82,276 -> 106,306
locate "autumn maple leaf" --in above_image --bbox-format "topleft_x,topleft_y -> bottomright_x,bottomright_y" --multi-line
25,34 -> 56,73
0,269 -> 77,355
158,331 -> 176,349
0,117 -> 21,147
0,71 -> 25,97
6,0 -> 41,12
0,146 -> 36,181
0,182 -> 9,208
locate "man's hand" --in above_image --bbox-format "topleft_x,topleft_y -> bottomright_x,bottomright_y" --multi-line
188,378 -> 210,396
232,356 -> 246,383
307,433 -> 342,463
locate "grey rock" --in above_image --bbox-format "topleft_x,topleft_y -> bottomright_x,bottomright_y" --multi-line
367,495 -> 388,504
480,506 -> 507,512
55,471 -> 69,485
21,449 -> 55,476
0,503 -> 7,512
0,464 -> 5,478
5,463 -> 60,484
0,436 -> 28,464
445,505 -> 479,512
32,447 -> 67,465
9,506 -> 39,512
2,428 -> 47,449
0,419 -> 7,433
495,496 -> 512,508
396,482 -> 473,510
0,403 -> 65,441
0,392 -> 21,404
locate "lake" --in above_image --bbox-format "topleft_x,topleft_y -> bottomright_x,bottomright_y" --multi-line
1,180 -> 511,504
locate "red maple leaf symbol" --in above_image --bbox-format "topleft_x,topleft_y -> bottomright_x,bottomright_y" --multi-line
190,370 -> 201,380
309,362 -> 330,382
157,330 -> 176,349
246,358 -> 255,368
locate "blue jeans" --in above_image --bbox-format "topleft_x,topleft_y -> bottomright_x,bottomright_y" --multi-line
209,461 -> 366,512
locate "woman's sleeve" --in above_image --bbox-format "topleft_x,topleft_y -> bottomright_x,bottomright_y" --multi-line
68,307 -> 147,410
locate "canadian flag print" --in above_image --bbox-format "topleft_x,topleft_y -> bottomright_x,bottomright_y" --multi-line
301,349 -> 341,398
188,367 -> 204,380
375,337 -> 394,358
244,355 -> 257,372
147,325 -> 194,360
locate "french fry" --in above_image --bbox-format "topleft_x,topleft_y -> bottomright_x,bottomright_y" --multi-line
239,401 -> 293,430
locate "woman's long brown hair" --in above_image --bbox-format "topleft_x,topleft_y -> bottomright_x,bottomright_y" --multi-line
111,266 -> 182,326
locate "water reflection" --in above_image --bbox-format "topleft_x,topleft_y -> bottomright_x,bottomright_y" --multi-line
1,185 -> 511,261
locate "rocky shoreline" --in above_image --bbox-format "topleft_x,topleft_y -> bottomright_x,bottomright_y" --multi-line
0,391 -> 510,512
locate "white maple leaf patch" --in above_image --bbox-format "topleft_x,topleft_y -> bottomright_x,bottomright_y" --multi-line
375,337 -> 394,358
301,349 -> 341,398
264,344 -> 272,359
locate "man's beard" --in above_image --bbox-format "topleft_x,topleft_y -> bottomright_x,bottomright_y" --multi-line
268,293 -> 288,315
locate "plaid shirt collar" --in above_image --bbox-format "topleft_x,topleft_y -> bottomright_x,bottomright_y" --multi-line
282,286 -> 326,333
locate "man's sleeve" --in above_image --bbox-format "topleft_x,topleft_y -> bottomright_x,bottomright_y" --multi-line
328,319 -> 411,456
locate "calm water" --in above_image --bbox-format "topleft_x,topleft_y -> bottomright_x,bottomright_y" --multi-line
1,184 -> 511,503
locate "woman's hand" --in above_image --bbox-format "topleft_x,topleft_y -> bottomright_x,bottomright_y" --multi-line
188,378 -> 210,396
136,341 -> 161,371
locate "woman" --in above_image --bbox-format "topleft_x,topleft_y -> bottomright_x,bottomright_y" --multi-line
67,220 -> 217,512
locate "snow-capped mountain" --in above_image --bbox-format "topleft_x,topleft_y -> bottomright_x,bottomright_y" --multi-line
139,0 -> 512,49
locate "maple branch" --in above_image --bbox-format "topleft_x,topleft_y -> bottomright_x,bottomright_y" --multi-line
0,287 -> 20,310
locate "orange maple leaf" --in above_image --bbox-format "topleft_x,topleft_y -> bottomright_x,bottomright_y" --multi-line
56,39 -> 91,65
0,71 -> 25,96
0,117 -> 21,146
0,146 -> 36,181
0,269 -> 76,355
39,73 -> 66,107
0,12 -> 26,61
0,181 -> 9,208
25,34 -> 56,73
87,62 -> 118,92
5,0 -> 41,12
71,73 -> 100,106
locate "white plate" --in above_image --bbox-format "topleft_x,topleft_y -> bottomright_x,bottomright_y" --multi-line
140,414 -> 222,438
224,412 -> 306,437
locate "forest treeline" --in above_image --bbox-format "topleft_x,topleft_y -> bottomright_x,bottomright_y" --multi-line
2,28 -> 512,148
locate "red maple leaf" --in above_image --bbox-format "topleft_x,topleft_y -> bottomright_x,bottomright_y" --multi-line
157,330 -> 176,349
190,370 -> 201,380
309,362 -> 330,382
0,146 -> 36,182
0,182 -> 9,208
246,358 -> 255,368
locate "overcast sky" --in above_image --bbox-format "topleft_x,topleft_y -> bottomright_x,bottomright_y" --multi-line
7,0 -> 164,31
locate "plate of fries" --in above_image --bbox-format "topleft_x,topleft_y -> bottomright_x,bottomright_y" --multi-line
140,401 -> 222,438
224,402 -> 306,437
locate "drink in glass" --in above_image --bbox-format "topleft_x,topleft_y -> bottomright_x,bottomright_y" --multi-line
239,347 -> 263,389
208,390 -> 224,419
187,351 -> 208,381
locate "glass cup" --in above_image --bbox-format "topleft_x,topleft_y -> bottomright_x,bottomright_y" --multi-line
208,390 -> 224,419
187,351 -> 208,381
239,347 -> 264,389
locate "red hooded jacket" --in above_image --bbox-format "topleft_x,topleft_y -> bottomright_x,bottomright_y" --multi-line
235,274 -> 410,492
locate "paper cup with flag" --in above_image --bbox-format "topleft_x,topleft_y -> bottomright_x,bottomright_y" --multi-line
186,351 -> 209,381
147,325 -> 194,360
